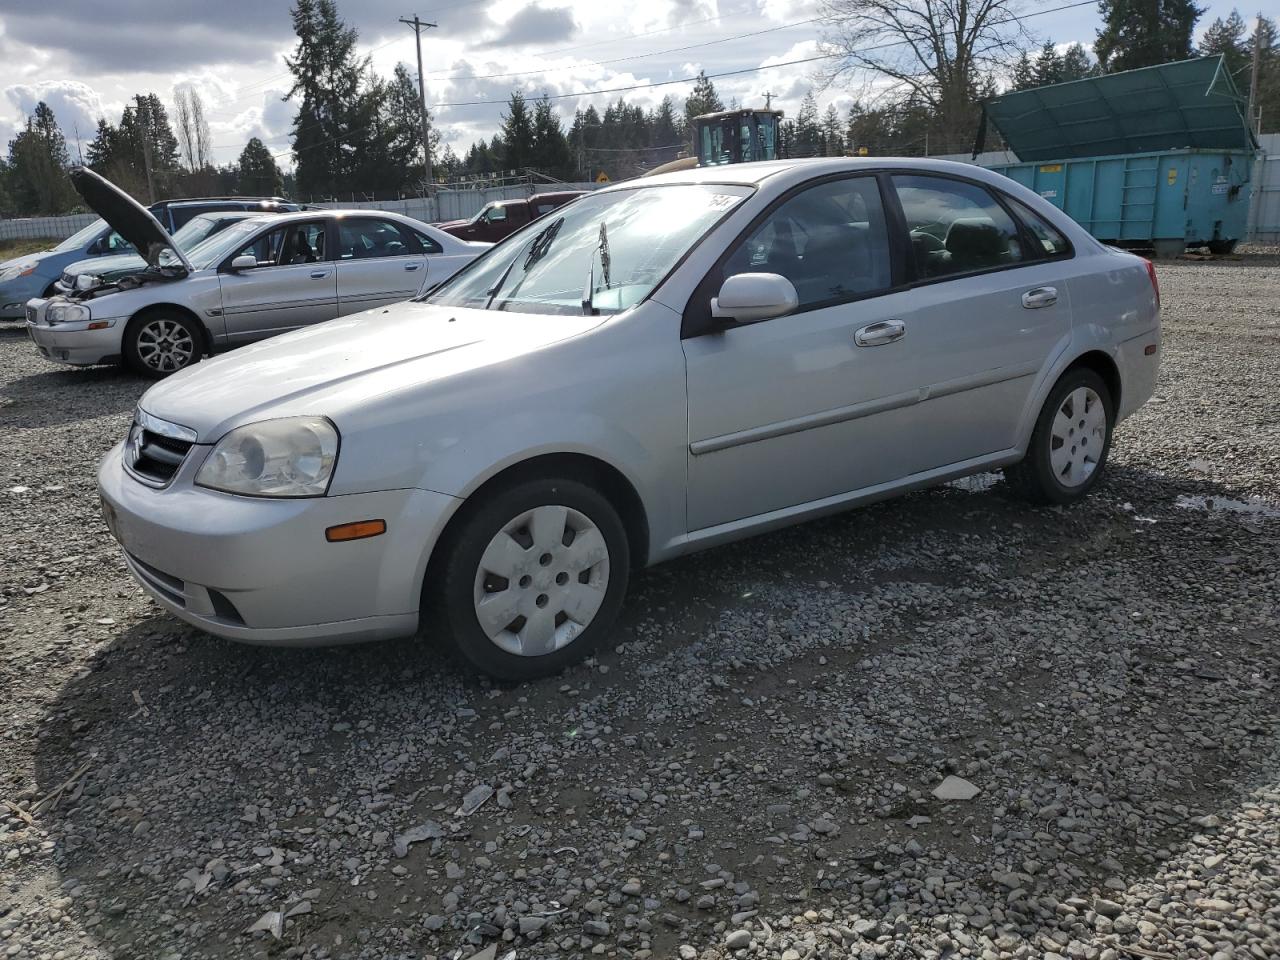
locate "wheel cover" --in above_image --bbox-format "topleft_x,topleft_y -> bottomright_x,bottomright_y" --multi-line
472,504 -> 610,657
136,318 -> 195,373
1049,386 -> 1107,488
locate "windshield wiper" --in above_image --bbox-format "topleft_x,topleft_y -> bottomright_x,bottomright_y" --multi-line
482,216 -> 564,310
581,221 -> 611,315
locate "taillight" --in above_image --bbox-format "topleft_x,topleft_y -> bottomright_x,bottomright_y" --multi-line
1144,259 -> 1160,310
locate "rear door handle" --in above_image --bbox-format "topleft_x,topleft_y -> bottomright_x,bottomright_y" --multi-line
854,319 -> 906,347
1022,286 -> 1058,309
404,262 -> 422,271
310,270 -> 329,279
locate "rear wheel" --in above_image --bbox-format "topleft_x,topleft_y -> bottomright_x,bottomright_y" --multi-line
1004,368 -> 1114,505
436,477 -> 630,680
1207,239 -> 1238,256
123,310 -> 203,378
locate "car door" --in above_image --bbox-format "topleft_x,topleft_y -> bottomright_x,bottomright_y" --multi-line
882,173 -> 1071,473
333,217 -> 429,315
682,174 -> 914,530
216,219 -> 337,344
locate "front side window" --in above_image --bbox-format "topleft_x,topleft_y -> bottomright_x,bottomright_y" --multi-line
1005,196 -> 1071,257
893,175 -> 1024,279
429,183 -> 752,316
338,218 -> 422,259
721,176 -> 892,310
486,205 -> 508,223
234,221 -> 326,267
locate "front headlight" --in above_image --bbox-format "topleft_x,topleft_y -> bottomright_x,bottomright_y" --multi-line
195,417 -> 339,498
46,302 -> 92,325
0,262 -> 37,283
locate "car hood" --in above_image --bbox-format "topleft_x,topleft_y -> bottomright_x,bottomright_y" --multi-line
0,250 -> 54,273
64,252 -> 145,279
69,166 -> 192,272
139,300 -> 603,441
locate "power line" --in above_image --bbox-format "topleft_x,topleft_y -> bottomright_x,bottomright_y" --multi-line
262,0 -> 1097,162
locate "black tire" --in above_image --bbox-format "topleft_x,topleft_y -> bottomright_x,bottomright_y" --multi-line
1207,239 -> 1238,256
435,477 -> 630,681
123,309 -> 203,379
1004,367 -> 1114,505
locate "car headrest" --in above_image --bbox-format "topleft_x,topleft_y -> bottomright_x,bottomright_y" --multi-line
945,218 -> 1006,258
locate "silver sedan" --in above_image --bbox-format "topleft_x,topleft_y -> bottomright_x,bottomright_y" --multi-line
97,157 -> 1161,679
27,168 -> 488,377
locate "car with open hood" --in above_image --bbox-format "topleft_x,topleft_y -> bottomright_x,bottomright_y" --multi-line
1,195 -> 300,320
54,209 -> 286,294
26,167 -> 489,377
96,157 -> 1162,680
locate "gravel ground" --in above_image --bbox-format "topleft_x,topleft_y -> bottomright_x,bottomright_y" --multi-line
1,252 -> 1277,960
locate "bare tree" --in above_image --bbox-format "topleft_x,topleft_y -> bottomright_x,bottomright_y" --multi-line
191,91 -> 210,170
817,0 -> 1033,152
172,87 -> 212,172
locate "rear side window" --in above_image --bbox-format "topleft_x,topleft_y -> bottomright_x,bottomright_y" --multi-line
892,175 -> 1024,279
722,176 -> 892,310
1005,196 -> 1071,258
413,230 -> 443,254
338,218 -> 424,259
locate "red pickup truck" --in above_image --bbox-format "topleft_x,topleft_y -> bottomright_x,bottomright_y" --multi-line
435,191 -> 587,243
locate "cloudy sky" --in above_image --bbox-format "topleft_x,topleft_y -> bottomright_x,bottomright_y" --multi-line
0,0 -> 1245,170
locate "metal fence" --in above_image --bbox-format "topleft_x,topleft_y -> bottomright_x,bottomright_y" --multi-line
1249,134 -> 1280,243
310,182 -> 602,223
0,213 -> 97,243
0,183 -> 605,244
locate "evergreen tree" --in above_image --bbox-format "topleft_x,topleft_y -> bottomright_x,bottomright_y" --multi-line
84,118 -> 119,172
649,96 -> 681,147
1251,16 -> 1280,133
237,137 -> 284,196
500,91 -> 535,171
820,104 -> 844,156
285,0 -> 381,197
794,91 -> 821,157
7,101 -> 75,214
1033,41 -> 1064,85
1060,43 -> 1096,82
684,69 -> 724,145
382,62 -> 441,191
1011,51 -> 1037,90
1200,10 -> 1250,80
530,95 -> 572,180
1095,0 -> 1204,72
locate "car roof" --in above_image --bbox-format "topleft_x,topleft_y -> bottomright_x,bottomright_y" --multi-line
611,156 -> 1013,189
153,196 -> 293,208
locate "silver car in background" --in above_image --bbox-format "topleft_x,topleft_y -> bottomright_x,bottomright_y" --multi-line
27,167 -> 489,377
97,158 -> 1160,679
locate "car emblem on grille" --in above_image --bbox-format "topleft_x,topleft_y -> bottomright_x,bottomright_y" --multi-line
126,421 -> 145,468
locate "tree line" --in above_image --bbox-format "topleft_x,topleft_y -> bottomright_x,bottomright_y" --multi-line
2,0 -> 1278,217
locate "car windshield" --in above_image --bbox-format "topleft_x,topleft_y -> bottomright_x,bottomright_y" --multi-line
428,184 -> 753,315
185,218 -> 270,270
53,219 -> 108,252
156,214 -> 247,267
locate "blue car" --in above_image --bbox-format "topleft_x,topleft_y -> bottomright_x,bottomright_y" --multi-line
2,197 -> 302,320
0,218 -> 134,319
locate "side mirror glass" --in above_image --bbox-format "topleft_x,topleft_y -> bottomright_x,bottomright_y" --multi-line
229,254 -> 258,271
711,272 -> 799,325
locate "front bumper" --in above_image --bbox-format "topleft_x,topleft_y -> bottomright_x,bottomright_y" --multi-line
26,298 -> 124,366
97,442 -> 461,646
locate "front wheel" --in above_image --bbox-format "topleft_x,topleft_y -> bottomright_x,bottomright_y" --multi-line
123,310 -> 203,378
1004,368 -> 1114,505
436,477 -> 630,680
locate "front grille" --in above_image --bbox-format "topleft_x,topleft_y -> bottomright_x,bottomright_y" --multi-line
123,411 -> 198,487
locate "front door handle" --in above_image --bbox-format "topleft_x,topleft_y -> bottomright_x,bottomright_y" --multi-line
404,262 -> 422,271
1022,286 -> 1058,309
854,319 -> 906,347
310,270 -> 329,279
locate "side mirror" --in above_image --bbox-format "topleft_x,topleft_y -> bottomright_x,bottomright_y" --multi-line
229,254 -> 258,271
711,272 -> 799,325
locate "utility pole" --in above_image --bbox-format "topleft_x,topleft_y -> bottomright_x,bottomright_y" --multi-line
1248,12 -> 1263,135
399,15 -> 438,195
